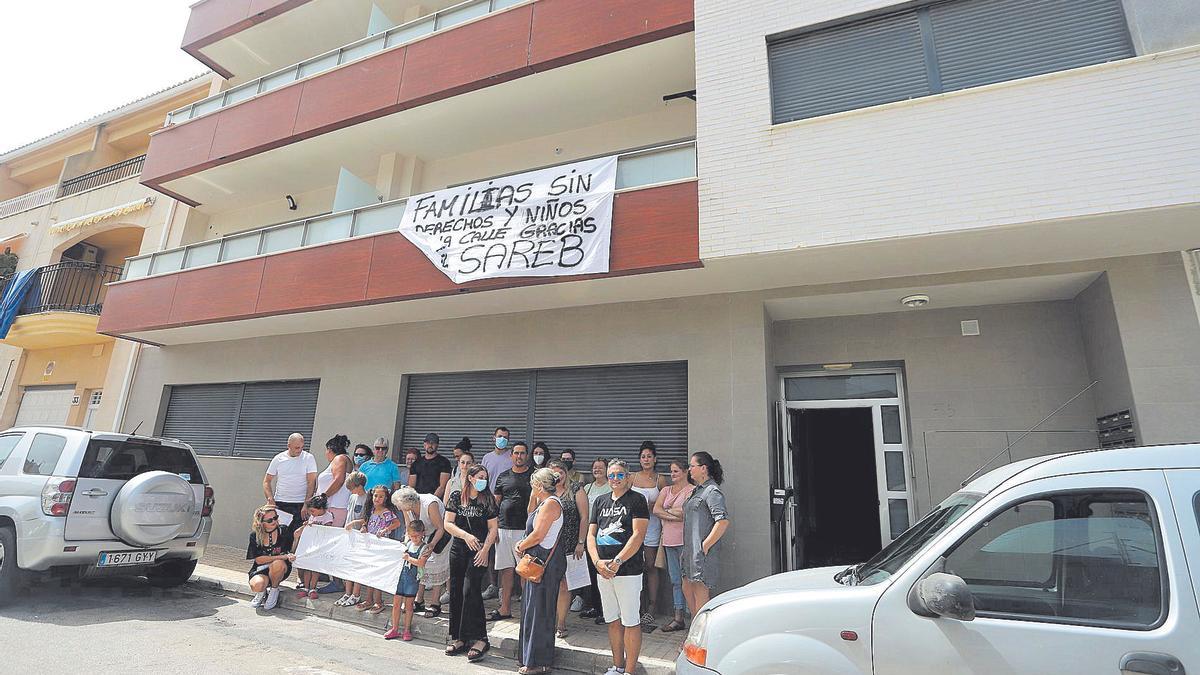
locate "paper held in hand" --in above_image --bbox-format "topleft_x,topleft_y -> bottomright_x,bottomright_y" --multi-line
293,525 -> 405,592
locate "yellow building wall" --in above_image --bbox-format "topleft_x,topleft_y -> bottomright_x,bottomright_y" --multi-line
16,342 -> 114,426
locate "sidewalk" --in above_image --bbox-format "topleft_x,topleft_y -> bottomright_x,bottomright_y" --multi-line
196,545 -> 682,674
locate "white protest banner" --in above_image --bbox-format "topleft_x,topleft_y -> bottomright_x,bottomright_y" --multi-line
294,525 -> 404,592
564,552 -> 590,591
398,155 -> 617,284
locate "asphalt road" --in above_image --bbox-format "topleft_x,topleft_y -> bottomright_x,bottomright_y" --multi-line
0,576 -> 519,674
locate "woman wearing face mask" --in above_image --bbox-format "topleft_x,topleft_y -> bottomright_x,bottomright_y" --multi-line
352,444 -> 372,469
444,464 -> 499,662
579,457 -> 612,622
531,441 -> 550,468
547,459 -> 589,638
631,440 -> 668,628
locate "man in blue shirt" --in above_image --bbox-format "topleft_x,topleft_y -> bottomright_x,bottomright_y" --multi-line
360,436 -> 401,491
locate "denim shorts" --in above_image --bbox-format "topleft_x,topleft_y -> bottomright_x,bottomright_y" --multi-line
396,565 -> 419,598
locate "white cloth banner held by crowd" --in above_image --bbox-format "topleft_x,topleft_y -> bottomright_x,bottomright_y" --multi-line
398,155 -> 617,284
294,525 -> 404,591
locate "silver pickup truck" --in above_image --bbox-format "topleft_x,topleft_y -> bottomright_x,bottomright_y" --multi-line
0,426 -> 214,605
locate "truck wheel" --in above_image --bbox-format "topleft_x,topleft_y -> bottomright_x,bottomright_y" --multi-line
0,526 -> 17,606
146,558 -> 198,588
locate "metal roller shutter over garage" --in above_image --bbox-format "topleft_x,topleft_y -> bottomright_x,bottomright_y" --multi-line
160,380 -> 320,458
401,362 -> 687,468
14,385 -> 76,427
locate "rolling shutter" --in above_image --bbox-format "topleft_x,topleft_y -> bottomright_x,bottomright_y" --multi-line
14,385 -> 76,427
232,380 -> 320,458
533,362 -> 688,468
161,380 -> 319,458
769,11 -> 930,124
161,384 -> 239,455
400,370 -> 532,453
928,0 -> 1134,92
400,363 -> 688,469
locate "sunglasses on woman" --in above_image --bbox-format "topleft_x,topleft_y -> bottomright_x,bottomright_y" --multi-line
262,516 -> 279,524
354,453 -> 369,458
607,472 -> 627,480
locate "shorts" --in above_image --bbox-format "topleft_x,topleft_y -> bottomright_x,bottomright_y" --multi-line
495,529 -> 524,570
396,565 -> 419,598
248,561 -> 292,583
597,574 -> 642,627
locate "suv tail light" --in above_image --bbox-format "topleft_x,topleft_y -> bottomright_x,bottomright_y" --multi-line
41,477 -> 76,517
202,485 -> 215,517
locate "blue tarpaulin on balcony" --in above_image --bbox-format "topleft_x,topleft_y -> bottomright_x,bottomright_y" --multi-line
0,269 -> 37,339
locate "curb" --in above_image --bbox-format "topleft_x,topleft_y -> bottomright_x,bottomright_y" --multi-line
190,570 -> 675,675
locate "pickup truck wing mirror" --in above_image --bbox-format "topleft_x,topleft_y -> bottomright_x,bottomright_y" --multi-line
907,558 -> 976,622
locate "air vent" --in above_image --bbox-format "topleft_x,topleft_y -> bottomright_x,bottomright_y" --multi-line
960,320 -> 980,336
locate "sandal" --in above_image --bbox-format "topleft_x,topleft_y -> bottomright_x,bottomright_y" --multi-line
445,641 -> 468,656
367,603 -> 386,614
485,609 -> 513,622
466,641 -> 490,662
518,667 -> 552,674
661,619 -> 687,632
422,604 -> 442,618
555,627 -> 568,639
355,600 -> 372,611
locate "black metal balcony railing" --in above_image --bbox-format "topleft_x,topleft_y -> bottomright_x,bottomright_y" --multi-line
0,262 -> 125,317
58,155 -> 146,198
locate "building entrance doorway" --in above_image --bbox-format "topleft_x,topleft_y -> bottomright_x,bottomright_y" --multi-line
772,370 -> 915,572
790,407 -> 880,568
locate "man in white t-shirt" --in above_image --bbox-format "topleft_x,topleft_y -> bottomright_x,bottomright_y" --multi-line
263,433 -> 318,529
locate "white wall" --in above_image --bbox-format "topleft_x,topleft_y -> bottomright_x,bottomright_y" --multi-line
694,0 -> 1200,259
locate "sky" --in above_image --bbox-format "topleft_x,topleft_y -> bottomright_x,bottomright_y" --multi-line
0,1 -> 207,154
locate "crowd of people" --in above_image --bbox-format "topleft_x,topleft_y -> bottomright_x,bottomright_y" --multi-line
247,427 -> 730,675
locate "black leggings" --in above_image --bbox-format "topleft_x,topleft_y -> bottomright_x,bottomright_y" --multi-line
449,541 -> 488,643
585,553 -> 601,610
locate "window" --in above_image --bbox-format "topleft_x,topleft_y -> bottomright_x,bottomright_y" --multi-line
22,433 -> 68,476
160,380 -> 319,459
944,491 -> 1164,628
768,0 -> 1134,123
0,434 -> 23,470
784,373 -> 897,400
79,440 -> 204,485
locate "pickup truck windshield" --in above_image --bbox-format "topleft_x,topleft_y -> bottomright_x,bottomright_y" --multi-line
853,492 -> 981,586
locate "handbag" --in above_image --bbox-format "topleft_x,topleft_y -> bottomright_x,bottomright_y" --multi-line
654,544 -> 667,570
516,499 -> 560,584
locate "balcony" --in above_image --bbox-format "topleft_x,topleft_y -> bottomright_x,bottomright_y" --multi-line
100,141 -> 699,344
0,155 -> 147,220
144,0 -> 694,204
0,262 -> 124,350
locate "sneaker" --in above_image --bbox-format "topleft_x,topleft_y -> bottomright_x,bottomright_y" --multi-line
402,630 -> 413,641
264,587 -> 281,611
296,588 -> 308,599
307,589 -> 318,600
317,580 -> 344,595
579,607 -> 599,619
570,596 -> 584,612
439,591 -> 451,605
249,591 -> 267,608
481,584 -> 498,600
603,667 -> 625,675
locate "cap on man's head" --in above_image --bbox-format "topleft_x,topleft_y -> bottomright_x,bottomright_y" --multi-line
424,433 -> 440,444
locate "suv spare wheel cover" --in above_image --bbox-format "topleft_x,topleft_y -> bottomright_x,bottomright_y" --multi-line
111,471 -> 197,547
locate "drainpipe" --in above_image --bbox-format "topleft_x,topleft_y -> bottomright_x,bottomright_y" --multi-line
113,197 -> 180,433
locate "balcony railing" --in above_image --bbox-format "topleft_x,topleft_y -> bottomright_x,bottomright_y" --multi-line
0,261 -> 124,316
0,155 -> 147,220
168,0 -> 529,124
59,155 -> 146,198
0,185 -> 57,219
123,140 -> 697,280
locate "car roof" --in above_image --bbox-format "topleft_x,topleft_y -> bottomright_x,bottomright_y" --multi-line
5,426 -> 189,448
964,443 -> 1200,496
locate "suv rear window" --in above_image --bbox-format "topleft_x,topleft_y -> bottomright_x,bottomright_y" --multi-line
79,440 -> 203,485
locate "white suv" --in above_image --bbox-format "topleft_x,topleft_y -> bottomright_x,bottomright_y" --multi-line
0,426 -> 214,605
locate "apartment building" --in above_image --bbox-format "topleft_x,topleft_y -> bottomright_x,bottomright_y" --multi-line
0,78 -> 210,433
97,0 -> 1200,589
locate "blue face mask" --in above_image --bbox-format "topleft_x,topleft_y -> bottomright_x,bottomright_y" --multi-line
473,478 -> 489,492
495,437 -> 508,450
353,455 -> 368,466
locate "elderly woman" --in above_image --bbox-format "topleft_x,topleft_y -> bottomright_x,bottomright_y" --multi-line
515,467 -> 566,675
548,459 -> 589,638
392,486 -> 450,619
443,464 -> 498,662
247,504 -> 296,611
682,451 -> 730,615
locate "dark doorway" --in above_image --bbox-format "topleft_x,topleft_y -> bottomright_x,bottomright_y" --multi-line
790,408 -> 881,569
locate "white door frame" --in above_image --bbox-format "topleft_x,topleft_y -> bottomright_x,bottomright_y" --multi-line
779,368 -> 915,555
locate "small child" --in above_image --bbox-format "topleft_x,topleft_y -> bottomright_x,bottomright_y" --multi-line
384,519 -> 427,641
354,485 -> 402,613
292,494 -> 333,600
335,472 -> 369,608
